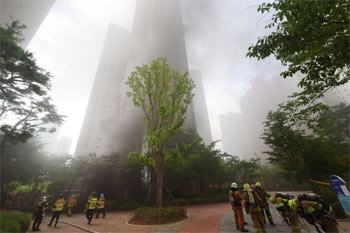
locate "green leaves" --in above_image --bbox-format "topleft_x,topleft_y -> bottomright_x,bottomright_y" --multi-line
247,0 -> 350,107
126,57 -> 195,168
0,21 -> 64,143
262,103 -> 350,184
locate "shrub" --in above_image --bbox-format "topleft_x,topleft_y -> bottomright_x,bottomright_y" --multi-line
105,200 -> 142,211
129,206 -> 187,225
1,211 -> 31,233
0,217 -> 21,233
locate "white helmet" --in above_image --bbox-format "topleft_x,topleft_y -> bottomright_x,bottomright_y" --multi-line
231,183 -> 237,188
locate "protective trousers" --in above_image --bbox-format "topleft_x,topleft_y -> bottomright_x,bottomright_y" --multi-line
86,209 -> 94,224
32,213 -> 43,231
250,210 -> 266,233
233,206 -> 245,230
67,206 -> 73,216
320,218 -> 339,233
49,211 -> 61,227
289,210 -> 301,233
261,203 -> 274,224
96,208 -> 106,218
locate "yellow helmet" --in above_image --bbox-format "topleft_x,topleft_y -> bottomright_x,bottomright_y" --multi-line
288,198 -> 298,211
255,182 -> 261,187
243,183 -> 250,190
231,183 -> 238,188
269,197 -> 276,204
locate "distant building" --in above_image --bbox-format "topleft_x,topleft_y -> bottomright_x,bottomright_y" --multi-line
0,0 -> 55,48
75,0 -> 205,157
219,112 -> 254,160
75,23 -> 131,156
191,70 -> 212,145
220,75 -> 349,161
39,126 -> 60,154
55,136 -> 72,155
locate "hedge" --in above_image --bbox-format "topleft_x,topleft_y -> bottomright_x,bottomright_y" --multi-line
105,200 -> 142,211
1,211 -> 31,233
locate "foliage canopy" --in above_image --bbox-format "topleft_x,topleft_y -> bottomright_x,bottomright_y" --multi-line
0,21 -> 63,143
126,57 -> 195,208
247,0 -> 350,100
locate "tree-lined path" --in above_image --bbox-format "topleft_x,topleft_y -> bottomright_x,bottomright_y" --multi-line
31,202 -> 349,233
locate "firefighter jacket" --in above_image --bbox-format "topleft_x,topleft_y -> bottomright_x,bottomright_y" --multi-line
68,197 -> 77,207
52,198 -> 65,212
255,188 -> 271,206
242,189 -> 262,212
229,189 -> 243,207
87,197 -> 98,210
97,197 -> 105,209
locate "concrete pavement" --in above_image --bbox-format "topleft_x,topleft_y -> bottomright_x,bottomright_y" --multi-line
31,203 -> 349,233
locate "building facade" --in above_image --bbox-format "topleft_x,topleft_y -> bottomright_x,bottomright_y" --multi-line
75,0 -> 211,157
0,0 -> 55,48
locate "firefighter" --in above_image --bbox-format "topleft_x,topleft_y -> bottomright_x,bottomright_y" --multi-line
297,194 -> 339,233
96,193 -> 106,218
86,192 -> 98,224
67,194 -> 77,217
32,196 -> 47,232
254,182 -> 274,225
270,193 -> 301,233
48,194 -> 65,227
242,183 -> 266,233
229,183 -> 248,232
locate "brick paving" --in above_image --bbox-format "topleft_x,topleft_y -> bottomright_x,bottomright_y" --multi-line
30,203 -> 349,233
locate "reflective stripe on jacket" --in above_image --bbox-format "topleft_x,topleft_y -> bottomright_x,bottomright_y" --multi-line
88,198 -> 98,209
97,197 -> 105,209
53,199 -> 65,211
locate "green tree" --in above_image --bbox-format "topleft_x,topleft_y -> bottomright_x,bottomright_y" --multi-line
262,104 -> 350,193
223,155 -> 260,185
126,58 -> 195,208
0,139 -> 48,209
247,0 -> 349,108
0,21 -> 64,144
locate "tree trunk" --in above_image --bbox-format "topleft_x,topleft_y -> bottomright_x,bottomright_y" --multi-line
156,164 -> 164,208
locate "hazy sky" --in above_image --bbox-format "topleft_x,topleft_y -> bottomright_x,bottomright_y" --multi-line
27,0 -> 284,153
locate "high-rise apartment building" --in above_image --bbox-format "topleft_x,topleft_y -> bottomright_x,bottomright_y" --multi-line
220,75 -> 349,160
75,0 -> 208,157
75,24 -> 131,156
55,136 -> 72,155
0,0 -> 55,48
191,70 -> 212,145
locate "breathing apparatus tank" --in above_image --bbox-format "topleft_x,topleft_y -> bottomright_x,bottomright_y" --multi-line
297,193 -> 322,202
275,192 -> 294,200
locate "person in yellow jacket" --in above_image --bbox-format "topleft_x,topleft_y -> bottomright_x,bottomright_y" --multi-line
254,182 -> 274,225
67,194 -> 77,217
229,183 -> 248,232
48,194 -> 65,227
86,192 -> 98,224
270,194 -> 300,233
296,194 -> 339,233
242,183 -> 266,233
96,193 -> 106,218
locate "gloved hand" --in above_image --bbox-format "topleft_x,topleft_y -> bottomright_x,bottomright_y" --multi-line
246,210 -> 250,215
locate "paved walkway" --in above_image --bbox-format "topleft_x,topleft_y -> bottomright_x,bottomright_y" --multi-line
31,203 -> 349,233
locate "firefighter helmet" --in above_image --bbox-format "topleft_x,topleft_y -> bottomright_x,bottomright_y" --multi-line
243,183 -> 250,190
255,182 -> 261,187
231,183 -> 237,188
269,197 -> 276,204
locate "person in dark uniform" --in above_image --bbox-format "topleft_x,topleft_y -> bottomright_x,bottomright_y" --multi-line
32,196 -> 47,231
